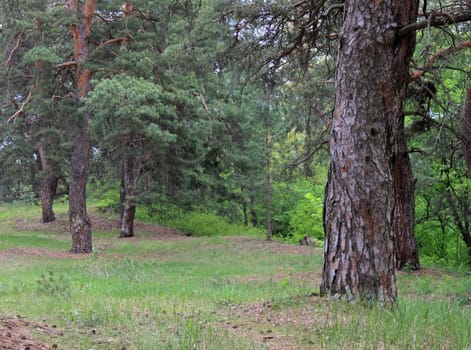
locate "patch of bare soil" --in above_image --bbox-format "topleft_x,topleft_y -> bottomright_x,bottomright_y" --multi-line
14,212 -> 186,242
214,294 -> 326,350
0,316 -> 63,350
237,271 -> 321,284
125,221 -> 187,241
227,236 -> 319,255
0,247 -> 87,260
6,212 -> 187,260
14,215 -> 70,235
212,271 -> 324,350
14,212 -> 119,234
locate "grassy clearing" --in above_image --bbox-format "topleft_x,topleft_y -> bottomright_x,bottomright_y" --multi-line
0,204 -> 470,349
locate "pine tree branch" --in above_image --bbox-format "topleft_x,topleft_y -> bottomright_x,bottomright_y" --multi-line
397,10 -> 471,37
96,36 -> 133,50
7,88 -> 32,122
410,40 -> 471,80
57,61 -> 78,69
3,33 -> 24,67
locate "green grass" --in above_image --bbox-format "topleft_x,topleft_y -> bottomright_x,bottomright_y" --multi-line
0,203 -> 470,349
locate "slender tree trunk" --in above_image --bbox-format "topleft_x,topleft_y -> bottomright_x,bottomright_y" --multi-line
265,132 -> 272,241
250,194 -> 258,227
119,169 -> 126,227
321,0 -> 418,305
120,154 -> 136,238
462,86 -> 471,177
445,193 -> 471,263
303,116 -> 314,177
38,143 -> 57,223
240,186 -> 249,226
243,200 -> 248,226
67,0 -> 97,253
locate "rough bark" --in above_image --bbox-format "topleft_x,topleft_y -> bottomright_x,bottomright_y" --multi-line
38,143 -> 57,223
392,126 -> 420,270
391,0 -> 421,271
67,0 -> 97,253
120,154 -> 136,238
69,117 -> 92,253
321,0 -> 418,305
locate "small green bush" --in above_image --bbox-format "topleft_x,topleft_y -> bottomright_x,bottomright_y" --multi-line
168,211 -> 262,237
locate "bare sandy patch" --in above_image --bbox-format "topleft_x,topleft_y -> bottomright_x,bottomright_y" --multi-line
0,316 -> 63,350
0,247 -> 88,260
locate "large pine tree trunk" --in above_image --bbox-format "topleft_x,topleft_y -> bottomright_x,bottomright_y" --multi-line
38,143 -> 57,223
120,154 -> 136,238
321,0 -> 418,305
67,0 -> 97,253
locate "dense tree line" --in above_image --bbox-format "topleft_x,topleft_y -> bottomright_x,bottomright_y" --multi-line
1,0 -> 470,304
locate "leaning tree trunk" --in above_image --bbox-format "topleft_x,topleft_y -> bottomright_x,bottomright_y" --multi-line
321,0 -> 418,305
38,143 -> 57,223
120,154 -> 136,238
67,0 -> 97,253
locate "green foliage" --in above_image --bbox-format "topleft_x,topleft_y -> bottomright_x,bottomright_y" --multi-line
22,46 -> 61,65
88,183 -> 121,213
135,205 -> 263,237
287,191 -> 324,242
87,74 -> 177,149
167,211 -> 263,237
269,179 -> 325,243
10,184 -> 37,205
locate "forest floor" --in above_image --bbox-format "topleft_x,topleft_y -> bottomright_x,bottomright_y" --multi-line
1,210 -> 470,349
